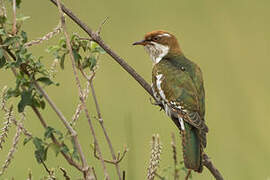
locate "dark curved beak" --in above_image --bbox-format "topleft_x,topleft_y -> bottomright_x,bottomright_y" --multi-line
132,39 -> 147,46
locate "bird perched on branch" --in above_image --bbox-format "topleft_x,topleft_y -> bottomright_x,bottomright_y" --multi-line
133,30 -> 208,172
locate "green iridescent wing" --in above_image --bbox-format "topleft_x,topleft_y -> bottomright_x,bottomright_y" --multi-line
152,56 -> 208,142
152,56 -> 208,172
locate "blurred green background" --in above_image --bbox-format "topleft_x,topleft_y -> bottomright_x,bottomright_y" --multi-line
0,0 -> 270,179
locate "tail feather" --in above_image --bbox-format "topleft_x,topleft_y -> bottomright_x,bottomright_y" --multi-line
181,122 -> 203,173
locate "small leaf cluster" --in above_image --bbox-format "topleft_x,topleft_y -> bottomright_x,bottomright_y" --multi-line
0,11 -> 57,112
24,126 -> 80,164
47,34 -> 105,71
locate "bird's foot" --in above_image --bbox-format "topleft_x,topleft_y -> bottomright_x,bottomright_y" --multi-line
149,98 -> 163,111
149,98 -> 162,106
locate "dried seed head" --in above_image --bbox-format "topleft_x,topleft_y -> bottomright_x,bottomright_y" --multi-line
147,134 -> 162,180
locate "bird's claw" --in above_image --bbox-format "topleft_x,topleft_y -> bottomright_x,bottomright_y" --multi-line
149,98 -> 162,106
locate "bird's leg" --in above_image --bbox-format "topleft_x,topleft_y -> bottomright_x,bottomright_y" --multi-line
149,97 -> 162,106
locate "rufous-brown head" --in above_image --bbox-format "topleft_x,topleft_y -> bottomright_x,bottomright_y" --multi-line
133,30 -> 182,63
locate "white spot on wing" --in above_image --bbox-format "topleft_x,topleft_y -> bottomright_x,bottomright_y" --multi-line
156,74 -> 167,101
177,115 -> 185,130
164,104 -> 171,117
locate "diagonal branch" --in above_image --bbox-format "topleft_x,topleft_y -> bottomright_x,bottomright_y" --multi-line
48,1 -> 224,180
49,0 -> 153,97
203,154 -> 224,180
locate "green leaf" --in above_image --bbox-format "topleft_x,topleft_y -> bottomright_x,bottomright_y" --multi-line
32,137 -> 47,163
18,90 -> 33,112
90,41 -> 98,50
46,45 -> 60,54
36,77 -> 53,86
59,37 -> 66,48
80,40 -> 88,52
23,136 -> 32,145
72,149 -> 80,161
44,126 -> 55,139
0,56 -> 6,69
60,144 -> 70,154
95,46 -> 106,54
3,36 -> 19,46
0,15 -> 7,24
48,143 -> 61,156
44,126 -> 63,140
33,137 -> 44,150
6,87 -> 21,99
14,56 -> 23,67
0,28 -> 6,35
16,0 -> 22,8
21,31 -> 27,43
72,49 -> 82,63
0,48 -> 3,58
34,148 -> 47,163
82,56 -> 96,70
89,56 -> 97,70
60,53 -> 66,69
90,42 -> 105,54
71,138 -> 80,161
40,100 -> 46,109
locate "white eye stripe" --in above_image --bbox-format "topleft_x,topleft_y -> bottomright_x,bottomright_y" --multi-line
157,33 -> 171,37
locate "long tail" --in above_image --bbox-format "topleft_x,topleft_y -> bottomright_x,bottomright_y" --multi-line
181,122 -> 203,173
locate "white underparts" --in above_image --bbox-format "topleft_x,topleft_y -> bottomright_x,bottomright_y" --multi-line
145,42 -> 169,64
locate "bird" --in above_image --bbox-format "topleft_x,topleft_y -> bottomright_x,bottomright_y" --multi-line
133,30 -> 208,172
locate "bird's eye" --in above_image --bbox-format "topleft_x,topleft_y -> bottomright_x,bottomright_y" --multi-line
152,37 -> 160,41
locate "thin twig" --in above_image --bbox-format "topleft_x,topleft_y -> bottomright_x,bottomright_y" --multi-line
24,22 -> 62,48
12,0 -> 16,35
48,1 -> 224,179
41,161 -> 52,177
60,167 -> 71,180
93,142 -> 127,165
122,171 -> 125,180
185,170 -> 191,180
27,169 -> 32,180
86,71 -> 122,179
97,16 -> 109,35
54,0 -> 106,179
203,154 -> 224,180
154,172 -> 164,180
91,167 -> 98,180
